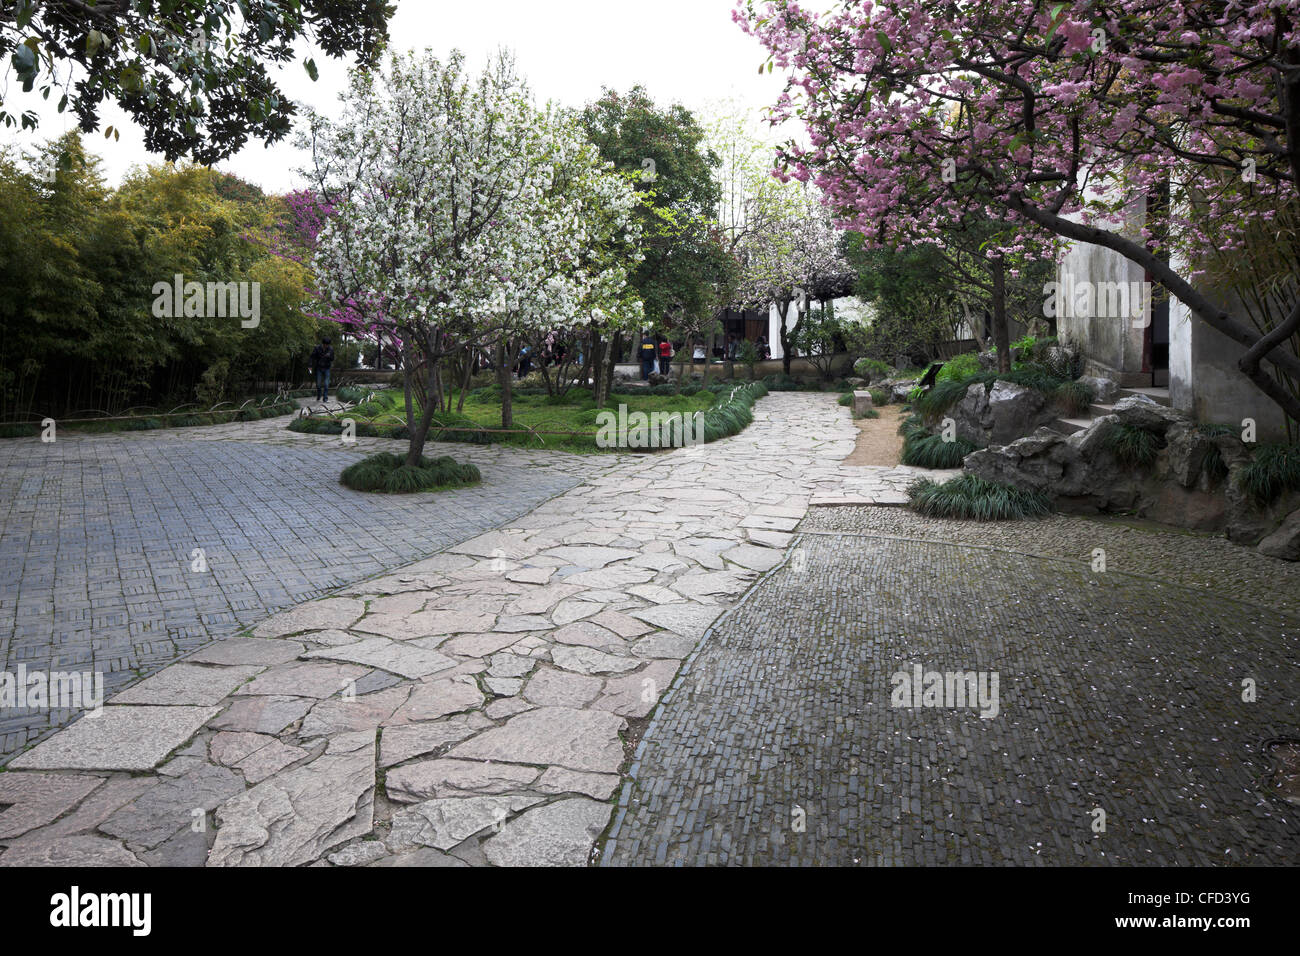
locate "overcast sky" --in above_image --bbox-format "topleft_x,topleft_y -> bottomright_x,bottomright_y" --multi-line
10,0 -> 792,193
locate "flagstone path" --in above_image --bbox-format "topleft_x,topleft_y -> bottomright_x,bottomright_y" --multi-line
0,391 -> 950,866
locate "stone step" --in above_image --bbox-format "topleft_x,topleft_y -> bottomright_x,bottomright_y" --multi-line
1052,416 -> 1092,435
1117,386 -> 1171,407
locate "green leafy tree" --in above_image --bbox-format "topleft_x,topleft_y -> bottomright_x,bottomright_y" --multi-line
1,0 -> 393,162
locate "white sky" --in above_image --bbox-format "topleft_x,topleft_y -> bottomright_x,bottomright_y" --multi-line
9,0 -> 793,193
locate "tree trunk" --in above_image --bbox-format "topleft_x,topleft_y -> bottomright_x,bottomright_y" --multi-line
497,339 -> 521,429
778,299 -> 799,376
456,353 -> 473,413
591,330 -> 608,407
603,330 -> 622,406
991,256 -> 1012,374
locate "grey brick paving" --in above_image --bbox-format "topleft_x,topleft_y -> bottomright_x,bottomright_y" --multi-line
603,530 -> 1300,866
0,430 -> 588,759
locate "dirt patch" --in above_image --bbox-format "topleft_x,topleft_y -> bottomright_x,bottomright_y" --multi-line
843,404 -> 905,466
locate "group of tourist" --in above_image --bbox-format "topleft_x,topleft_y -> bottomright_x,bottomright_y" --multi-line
637,333 -> 770,380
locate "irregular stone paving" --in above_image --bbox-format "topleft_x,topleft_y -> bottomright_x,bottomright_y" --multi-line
0,392 -> 943,866
603,527 -> 1300,866
0,413 -> 595,758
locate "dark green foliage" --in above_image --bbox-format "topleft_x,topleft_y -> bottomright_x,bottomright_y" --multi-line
901,431 -> 978,468
1100,422 -> 1163,469
858,408 -> 880,420
1195,423 -> 1235,483
7,2 -> 393,164
336,386 -> 376,405
1052,380 -> 1095,417
869,388 -> 890,406
340,452 -> 481,494
854,357 -> 891,380
908,475 -> 1053,521
913,379 -> 973,418
1237,442 -> 1300,506
898,413 -> 930,441
837,393 -> 853,407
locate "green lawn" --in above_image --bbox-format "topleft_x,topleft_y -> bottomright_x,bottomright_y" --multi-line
341,385 -> 719,453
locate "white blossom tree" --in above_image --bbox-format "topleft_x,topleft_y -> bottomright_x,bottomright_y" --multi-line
304,49 -> 641,458
736,182 -> 849,374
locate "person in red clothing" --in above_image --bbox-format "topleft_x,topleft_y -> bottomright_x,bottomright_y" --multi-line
658,338 -> 673,375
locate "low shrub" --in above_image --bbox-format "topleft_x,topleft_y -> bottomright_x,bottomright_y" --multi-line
1237,442 -> 1300,506
908,475 -> 1053,521
340,451 -> 481,493
858,408 -> 880,420
869,387 -> 890,406
837,393 -> 853,407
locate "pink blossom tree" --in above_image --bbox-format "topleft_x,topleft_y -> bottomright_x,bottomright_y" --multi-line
739,0 -> 1300,423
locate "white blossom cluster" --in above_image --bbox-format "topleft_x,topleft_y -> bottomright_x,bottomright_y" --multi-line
300,49 -> 644,358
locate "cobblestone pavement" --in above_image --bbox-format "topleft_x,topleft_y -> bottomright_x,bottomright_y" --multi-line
1,392 -> 955,866
0,418 -> 599,758
603,524 -> 1300,866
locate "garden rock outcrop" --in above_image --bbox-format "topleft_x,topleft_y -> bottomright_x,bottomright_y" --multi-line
951,380 -> 1059,446
963,394 -> 1300,558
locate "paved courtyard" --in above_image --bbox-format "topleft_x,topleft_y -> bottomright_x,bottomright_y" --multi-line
0,419 -> 595,757
603,513 -> 1300,865
0,391 -> 1293,867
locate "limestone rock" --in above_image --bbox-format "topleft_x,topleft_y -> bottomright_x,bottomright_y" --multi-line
550,645 -> 641,676
101,762 -> 244,849
522,669 -> 603,708
9,706 -> 220,772
534,767 -> 621,800
447,707 -> 627,773
237,661 -> 369,699
252,598 -> 366,637
392,677 -> 485,722
111,663 -> 263,705
1259,507 -> 1300,561
210,695 -> 313,735
208,731 -> 377,867
0,835 -> 144,867
481,798 -> 612,867
385,759 -> 540,802
301,637 -> 456,679
387,795 -> 541,851
0,773 -> 103,839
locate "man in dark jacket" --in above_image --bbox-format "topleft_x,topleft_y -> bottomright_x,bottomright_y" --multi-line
310,337 -> 334,401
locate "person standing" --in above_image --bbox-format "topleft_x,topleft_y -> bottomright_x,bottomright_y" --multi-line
639,334 -> 658,380
309,337 -> 334,401
658,337 -> 673,375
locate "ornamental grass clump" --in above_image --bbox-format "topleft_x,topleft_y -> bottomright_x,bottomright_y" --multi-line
908,475 -> 1053,521
1237,442 -> 1300,506
1099,422 -> 1163,469
340,452 -> 481,493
